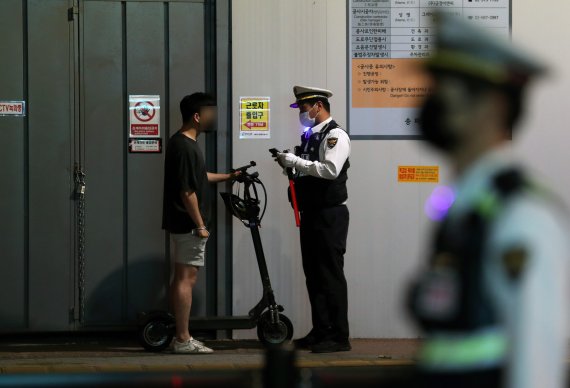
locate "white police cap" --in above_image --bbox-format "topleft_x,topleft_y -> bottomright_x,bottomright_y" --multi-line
290,85 -> 333,108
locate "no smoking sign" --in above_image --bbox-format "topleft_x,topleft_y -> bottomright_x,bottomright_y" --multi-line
134,101 -> 156,122
129,95 -> 160,137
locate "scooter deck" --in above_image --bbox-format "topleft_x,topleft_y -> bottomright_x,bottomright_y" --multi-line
189,315 -> 256,331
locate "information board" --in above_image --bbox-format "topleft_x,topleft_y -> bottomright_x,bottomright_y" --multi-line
348,0 -> 511,139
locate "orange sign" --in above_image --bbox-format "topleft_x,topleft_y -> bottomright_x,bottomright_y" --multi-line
352,59 -> 431,109
398,166 -> 439,183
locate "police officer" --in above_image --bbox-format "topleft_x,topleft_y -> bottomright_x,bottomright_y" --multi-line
275,86 -> 351,353
407,14 -> 569,388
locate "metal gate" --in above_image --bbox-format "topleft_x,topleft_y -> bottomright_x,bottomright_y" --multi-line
0,0 -> 231,332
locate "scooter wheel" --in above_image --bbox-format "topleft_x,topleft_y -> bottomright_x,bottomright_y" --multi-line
257,312 -> 294,347
138,314 -> 174,352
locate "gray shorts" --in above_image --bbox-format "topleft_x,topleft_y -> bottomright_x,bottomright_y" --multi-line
171,232 -> 208,267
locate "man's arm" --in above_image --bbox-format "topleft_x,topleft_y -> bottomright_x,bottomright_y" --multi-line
172,148 -> 209,237
207,172 -> 231,183
180,190 -> 208,237
277,130 -> 350,180
207,171 -> 241,183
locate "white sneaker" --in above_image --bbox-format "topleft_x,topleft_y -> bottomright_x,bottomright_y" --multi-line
172,338 -> 214,354
170,337 -> 204,347
190,337 -> 205,346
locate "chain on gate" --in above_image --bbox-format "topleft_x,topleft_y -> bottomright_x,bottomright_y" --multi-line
74,163 -> 86,324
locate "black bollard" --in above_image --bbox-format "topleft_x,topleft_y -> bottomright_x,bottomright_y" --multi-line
263,343 -> 299,388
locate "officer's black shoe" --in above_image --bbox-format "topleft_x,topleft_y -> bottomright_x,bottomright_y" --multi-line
293,331 -> 322,350
310,339 -> 351,354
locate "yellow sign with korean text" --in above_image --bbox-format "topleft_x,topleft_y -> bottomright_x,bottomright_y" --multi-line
398,165 -> 439,183
239,97 -> 270,139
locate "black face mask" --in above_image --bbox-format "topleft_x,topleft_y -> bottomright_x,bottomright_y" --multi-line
419,94 -> 461,152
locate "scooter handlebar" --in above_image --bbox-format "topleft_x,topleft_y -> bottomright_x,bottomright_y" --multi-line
231,161 -> 256,173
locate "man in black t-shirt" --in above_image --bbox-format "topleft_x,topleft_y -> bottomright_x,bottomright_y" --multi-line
163,129 -> 209,235
162,92 -> 238,354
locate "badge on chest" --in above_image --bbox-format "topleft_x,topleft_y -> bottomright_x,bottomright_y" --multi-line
327,137 -> 338,149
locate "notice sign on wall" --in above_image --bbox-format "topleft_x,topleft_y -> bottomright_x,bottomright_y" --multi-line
348,0 -> 511,138
398,165 -> 439,183
239,97 -> 270,139
0,101 -> 26,117
129,95 -> 160,137
128,138 -> 162,153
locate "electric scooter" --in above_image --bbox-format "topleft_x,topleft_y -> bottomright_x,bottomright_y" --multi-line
137,161 -> 293,352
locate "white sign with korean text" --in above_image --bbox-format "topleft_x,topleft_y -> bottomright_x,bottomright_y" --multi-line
0,101 -> 26,117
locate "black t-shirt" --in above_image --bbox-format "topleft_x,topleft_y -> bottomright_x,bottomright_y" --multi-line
162,132 -> 208,233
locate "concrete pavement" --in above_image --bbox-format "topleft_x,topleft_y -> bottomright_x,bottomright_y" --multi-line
0,337 -> 420,374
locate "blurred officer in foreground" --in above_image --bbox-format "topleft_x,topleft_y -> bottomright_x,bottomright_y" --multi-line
275,86 -> 351,353
407,13 -> 569,388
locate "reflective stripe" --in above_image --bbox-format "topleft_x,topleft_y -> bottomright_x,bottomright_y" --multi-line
420,327 -> 507,371
476,191 -> 500,219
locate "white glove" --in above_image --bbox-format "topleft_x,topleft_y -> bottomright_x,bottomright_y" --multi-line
277,152 -> 300,168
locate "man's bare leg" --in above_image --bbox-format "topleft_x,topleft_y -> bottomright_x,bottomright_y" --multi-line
171,263 -> 199,342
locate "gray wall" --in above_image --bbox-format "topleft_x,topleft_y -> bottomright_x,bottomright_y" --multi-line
0,0 -> 75,331
231,0 -> 570,338
81,0 -> 209,326
0,0 -> 230,332
231,0 -> 445,339
0,0 -> 28,331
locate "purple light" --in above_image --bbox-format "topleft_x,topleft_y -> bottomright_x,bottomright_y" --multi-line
425,186 -> 456,221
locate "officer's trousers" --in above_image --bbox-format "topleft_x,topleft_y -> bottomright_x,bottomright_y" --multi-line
299,204 -> 349,341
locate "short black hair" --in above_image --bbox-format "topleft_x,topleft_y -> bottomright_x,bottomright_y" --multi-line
304,97 -> 330,113
180,92 -> 216,123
